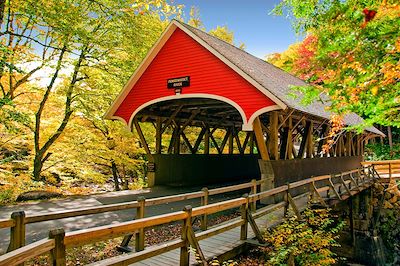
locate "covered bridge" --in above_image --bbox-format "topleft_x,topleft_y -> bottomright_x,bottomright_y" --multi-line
105,20 -> 383,188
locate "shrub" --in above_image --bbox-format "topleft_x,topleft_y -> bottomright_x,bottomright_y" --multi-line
263,208 -> 345,266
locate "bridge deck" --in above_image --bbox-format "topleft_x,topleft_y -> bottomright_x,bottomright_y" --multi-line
134,208 -> 280,265
133,194 -> 310,265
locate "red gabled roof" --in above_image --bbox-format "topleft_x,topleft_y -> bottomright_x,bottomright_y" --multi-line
105,20 -> 283,131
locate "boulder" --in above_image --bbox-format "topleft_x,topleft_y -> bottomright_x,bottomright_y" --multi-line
16,190 -> 62,202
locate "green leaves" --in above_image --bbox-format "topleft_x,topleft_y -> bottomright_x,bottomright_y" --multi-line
271,0 -> 400,127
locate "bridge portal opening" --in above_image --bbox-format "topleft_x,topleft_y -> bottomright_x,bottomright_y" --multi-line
133,97 -> 261,186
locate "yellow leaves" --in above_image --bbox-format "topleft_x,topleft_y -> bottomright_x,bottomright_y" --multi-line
342,61 -> 367,74
371,86 -> 379,96
380,62 -> 400,86
396,38 -> 400,53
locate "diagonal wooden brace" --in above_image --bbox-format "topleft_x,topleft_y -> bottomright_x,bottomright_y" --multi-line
187,226 -> 207,266
246,209 -> 265,244
329,176 -> 342,200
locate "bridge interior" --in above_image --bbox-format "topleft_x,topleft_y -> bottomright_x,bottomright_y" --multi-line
133,98 -> 379,187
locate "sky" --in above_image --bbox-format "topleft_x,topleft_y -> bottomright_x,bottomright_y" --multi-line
174,0 -> 303,59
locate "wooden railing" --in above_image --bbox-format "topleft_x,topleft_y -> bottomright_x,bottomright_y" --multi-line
0,179 -> 260,255
361,160 -> 400,182
0,165 -> 377,266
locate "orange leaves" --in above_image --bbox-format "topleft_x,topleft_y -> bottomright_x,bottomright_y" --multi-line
380,62 -> 400,86
322,114 -> 344,154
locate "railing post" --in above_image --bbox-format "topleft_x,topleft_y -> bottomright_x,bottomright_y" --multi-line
180,205 -> 192,266
240,194 -> 249,241
284,183 -> 290,216
135,196 -> 145,252
251,179 -> 257,212
7,211 -> 25,253
201,187 -> 208,231
389,163 -> 392,181
49,228 -> 66,266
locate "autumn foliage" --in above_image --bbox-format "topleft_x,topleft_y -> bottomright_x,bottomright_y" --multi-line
270,0 -> 400,129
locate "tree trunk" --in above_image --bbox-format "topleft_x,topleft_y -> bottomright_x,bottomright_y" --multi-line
111,161 -> 120,191
388,126 -> 393,150
33,156 -> 42,181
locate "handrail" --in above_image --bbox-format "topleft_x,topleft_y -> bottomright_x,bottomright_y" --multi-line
0,238 -> 55,266
64,211 -> 188,247
19,179 -> 259,226
361,159 -> 400,165
0,219 -> 14,229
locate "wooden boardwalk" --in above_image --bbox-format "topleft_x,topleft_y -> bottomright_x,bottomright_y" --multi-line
134,195 -> 305,265
134,210 -> 277,265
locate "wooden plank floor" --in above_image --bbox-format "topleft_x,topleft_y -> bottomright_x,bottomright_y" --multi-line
133,204 -> 288,265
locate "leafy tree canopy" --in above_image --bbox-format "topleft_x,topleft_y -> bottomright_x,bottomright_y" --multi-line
271,0 -> 400,127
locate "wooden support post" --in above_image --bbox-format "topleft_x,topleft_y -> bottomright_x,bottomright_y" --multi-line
193,127 -> 206,154
242,132 -> 251,154
253,117 -> 269,160
180,205 -> 192,266
284,185 -> 289,217
155,117 -> 162,154
201,188 -> 209,231
306,121 -> 314,158
118,196 -> 145,252
7,211 -> 25,252
219,128 -> 230,154
251,179 -> 257,212
133,118 -> 151,155
228,128 -> 234,154
349,197 -> 355,247
279,127 -> 289,159
135,196 -> 145,252
234,131 -> 244,155
204,125 -> 209,154
317,124 -> 328,155
49,228 -> 66,266
249,133 -> 255,154
268,111 -> 279,160
240,194 -> 249,240
174,122 -> 181,154
286,117 -> 293,159
346,132 -> 352,156
298,121 -> 311,158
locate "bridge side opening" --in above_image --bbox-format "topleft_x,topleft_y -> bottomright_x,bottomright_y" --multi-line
132,97 -> 377,187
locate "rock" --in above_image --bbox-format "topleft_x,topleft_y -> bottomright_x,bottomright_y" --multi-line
16,190 -> 62,202
11,161 -> 29,171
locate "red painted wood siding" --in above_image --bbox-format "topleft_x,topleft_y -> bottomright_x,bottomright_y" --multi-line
114,28 -> 276,125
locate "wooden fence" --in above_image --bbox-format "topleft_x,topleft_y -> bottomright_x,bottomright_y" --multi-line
362,160 -> 400,182
0,165 -> 377,266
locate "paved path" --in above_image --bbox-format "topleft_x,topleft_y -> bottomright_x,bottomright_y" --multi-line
0,183 -> 251,254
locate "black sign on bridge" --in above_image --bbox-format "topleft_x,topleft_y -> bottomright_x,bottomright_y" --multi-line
167,76 -> 190,89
